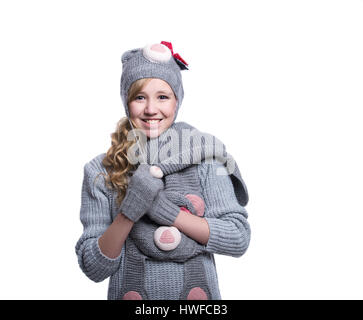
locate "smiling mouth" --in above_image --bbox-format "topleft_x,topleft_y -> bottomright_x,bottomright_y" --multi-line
142,119 -> 162,124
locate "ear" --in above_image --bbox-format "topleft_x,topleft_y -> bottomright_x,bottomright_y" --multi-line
121,48 -> 140,64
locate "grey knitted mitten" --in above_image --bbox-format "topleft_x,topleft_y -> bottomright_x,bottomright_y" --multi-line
119,164 -> 164,222
146,190 -> 197,226
147,165 -> 203,226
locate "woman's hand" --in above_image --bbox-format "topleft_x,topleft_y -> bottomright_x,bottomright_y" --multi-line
119,164 -> 164,222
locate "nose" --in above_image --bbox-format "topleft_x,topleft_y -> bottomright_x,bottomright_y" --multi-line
144,99 -> 158,115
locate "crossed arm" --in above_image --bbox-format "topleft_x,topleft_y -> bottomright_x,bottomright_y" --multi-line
99,209 -> 209,259
76,160 -> 250,282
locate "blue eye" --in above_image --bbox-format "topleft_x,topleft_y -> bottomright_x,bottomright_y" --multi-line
135,95 -> 169,100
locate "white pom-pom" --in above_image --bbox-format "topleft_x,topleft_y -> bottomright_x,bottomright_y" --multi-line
149,165 -> 163,178
143,43 -> 172,63
154,226 -> 181,251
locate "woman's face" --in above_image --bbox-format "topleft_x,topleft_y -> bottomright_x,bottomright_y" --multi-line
128,78 -> 177,138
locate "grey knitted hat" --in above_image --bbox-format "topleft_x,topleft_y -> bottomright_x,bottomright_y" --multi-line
120,41 -> 188,122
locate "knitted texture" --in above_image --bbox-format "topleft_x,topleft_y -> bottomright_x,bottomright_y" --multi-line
141,121 -> 249,207
146,165 -> 202,226
114,118 -> 250,297
75,153 -> 251,299
121,162 -> 211,299
146,191 -> 182,226
119,163 -> 163,222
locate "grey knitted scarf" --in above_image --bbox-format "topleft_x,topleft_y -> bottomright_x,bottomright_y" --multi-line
120,121 -> 248,300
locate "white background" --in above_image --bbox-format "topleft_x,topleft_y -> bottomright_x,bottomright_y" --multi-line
0,0 -> 362,300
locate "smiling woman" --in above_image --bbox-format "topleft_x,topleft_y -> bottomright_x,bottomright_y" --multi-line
75,41 -> 250,301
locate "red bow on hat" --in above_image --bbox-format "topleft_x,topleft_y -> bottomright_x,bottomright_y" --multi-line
161,41 -> 189,70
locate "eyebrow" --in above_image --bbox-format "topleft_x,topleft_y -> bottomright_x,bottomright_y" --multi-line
138,90 -> 172,95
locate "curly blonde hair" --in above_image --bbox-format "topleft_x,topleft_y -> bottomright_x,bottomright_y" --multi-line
102,78 -> 153,207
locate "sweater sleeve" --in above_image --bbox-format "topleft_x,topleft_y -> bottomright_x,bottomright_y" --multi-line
75,158 -> 122,283
197,160 -> 251,258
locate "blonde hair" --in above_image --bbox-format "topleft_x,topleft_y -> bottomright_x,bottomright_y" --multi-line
101,78 -> 153,206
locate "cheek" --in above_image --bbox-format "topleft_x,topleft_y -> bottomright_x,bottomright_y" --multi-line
128,102 -> 142,117
163,101 -> 177,118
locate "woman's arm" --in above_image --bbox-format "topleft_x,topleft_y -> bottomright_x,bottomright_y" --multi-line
75,158 -> 126,283
76,155 -> 165,283
197,160 -> 251,257
98,213 -> 134,259
146,160 -> 249,252
173,210 -> 210,245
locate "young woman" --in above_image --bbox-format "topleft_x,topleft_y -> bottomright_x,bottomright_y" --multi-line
75,41 -> 251,300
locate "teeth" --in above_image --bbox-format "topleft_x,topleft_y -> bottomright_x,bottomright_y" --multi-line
145,119 -> 161,124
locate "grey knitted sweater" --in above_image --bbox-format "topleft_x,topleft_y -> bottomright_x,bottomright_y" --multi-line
75,153 -> 251,300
